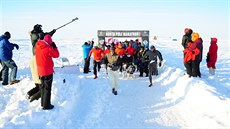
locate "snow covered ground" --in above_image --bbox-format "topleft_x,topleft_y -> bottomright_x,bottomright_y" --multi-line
0,37 -> 229,129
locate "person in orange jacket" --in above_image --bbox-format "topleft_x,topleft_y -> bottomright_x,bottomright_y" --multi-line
115,43 -> 126,72
115,43 -> 126,57
88,43 -> 104,79
183,42 -> 200,77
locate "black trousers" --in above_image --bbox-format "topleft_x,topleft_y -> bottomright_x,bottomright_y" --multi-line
148,62 -> 157,84
39,74 -> 53,108
93,61 -> 101,76
139,62 -> 148,76
185,61 -> 192,76
27,83 -> 41,100
83,58 -> 90,73
192,60 -> 199,77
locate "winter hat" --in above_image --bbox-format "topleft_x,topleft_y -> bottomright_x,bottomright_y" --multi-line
184,28 -> 191,33
118,43 -> 123,48
43,34 -> 53,44
33,24 -> 42,33
192,32 -> 199,41
4,31 -> 11,39
107,45 -> 111,48
211,38 -> 217,43
110,46 -> 115,51
94,42 -> 99,47
150,45 -> 155,50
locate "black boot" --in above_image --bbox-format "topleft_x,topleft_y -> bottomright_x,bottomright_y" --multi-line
113,90 -> 118,95
27,83 -> 40,97
112,88 -> 117,95
30,90 -> 41,102
42,88 -> 53,110
149,83 -> 152,87
43,104 -> 54,110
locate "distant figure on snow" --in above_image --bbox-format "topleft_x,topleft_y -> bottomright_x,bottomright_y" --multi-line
190,32 -> 203,77
181,28 -> 193,49
206,38 -> 218,75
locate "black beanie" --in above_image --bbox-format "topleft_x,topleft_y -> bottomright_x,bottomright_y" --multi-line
33,24 -> 42,33
4,32 -> 11,39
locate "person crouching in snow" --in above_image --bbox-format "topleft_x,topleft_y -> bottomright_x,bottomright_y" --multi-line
206,38 -> 218,75
88,43 -> 104,79
35,34 -> 59,110
104,47 -> 122,95
144,45 -> 163,87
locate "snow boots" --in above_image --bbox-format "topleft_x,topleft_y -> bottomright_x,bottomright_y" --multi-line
27,84 -> 41,102
112,88 -> 117,95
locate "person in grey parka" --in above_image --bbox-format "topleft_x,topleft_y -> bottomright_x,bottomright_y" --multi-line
144,45 -> 163,87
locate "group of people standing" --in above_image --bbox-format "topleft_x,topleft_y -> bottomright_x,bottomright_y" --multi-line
82,39 -> 163,95
0,24 -> 59,110
182,28 -> 218,77
0,26 -> 218,109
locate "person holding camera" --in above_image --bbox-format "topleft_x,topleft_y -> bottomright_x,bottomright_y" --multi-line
104,47 -> 122,95
35,34 -> 59,110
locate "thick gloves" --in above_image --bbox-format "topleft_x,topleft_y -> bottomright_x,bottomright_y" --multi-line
159,62 -> 162,67
13,44 -> 19,50
50,42 -> 57,49
50,29 -> 56,36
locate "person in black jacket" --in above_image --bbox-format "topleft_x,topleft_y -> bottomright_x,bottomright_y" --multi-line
144,45 -> 163,87
26,24 -> 55,102
181,28 -> 193,49
29,24 -> 56,55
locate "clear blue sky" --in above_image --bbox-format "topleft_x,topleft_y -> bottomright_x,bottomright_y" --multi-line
0,0 -> 229,41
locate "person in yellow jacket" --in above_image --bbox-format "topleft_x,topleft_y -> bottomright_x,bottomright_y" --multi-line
104,47 -> 122,95
26,56 -> 41,102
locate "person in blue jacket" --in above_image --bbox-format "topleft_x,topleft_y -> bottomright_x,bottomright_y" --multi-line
0,32 -> 20,85
82,40 -> 94,73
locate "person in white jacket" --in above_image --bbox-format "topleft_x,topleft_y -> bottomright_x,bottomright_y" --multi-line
104,47 -> 122,95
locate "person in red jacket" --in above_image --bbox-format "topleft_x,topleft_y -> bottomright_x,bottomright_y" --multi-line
88,43 -> 104,79
207,38 -> 218,75
125,42 -> 136,64
35,34 -> 59,110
